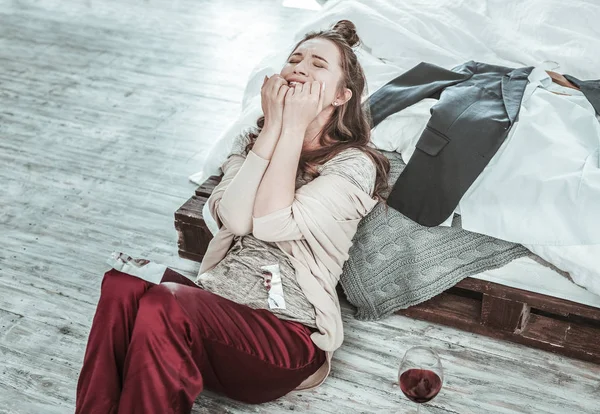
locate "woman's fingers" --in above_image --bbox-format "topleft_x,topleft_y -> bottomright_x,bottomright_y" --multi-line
316,81 -> 325,113
261,75 -> 269,92
262,75 -> 290,106
307,81 -> 321,104
284,85 -> 295,103
294,82 -> 305,94
263,75 -> 280,91
277,84 -> 290,101
274,79 -> 288,101
270,75 -> 285,88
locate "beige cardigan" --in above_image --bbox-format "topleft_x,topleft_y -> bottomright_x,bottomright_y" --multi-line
198,150 -> 378,389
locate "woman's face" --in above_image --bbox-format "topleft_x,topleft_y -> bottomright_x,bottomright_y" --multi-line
280,38 -> 348,107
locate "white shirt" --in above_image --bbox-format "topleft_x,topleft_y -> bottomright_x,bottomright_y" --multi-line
458,67 -> 600,246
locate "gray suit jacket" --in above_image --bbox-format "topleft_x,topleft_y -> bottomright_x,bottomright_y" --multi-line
368,61 -> 533,226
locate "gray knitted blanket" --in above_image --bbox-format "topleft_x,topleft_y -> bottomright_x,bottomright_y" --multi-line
340,151 -> 529,320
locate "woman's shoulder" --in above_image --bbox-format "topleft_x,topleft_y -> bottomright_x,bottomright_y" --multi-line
326,146 -> 367,159
320,148 -> 377,195
322,147 -> 376,172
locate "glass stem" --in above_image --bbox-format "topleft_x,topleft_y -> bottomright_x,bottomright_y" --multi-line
417,404 -> 421,414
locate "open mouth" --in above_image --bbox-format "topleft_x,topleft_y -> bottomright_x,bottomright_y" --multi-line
288,81 -> 304,87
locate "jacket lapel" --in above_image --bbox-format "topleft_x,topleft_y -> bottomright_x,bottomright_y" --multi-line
563,74 -> 600,116
501,66 -> 534,125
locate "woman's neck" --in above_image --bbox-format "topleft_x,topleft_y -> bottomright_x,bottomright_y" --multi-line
302,105 -> 335,152
303,125 -> 323,152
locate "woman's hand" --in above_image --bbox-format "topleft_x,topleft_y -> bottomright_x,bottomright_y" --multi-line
261,75 -> 289,131
251,75 -> 289,160
282,81 -> 325,132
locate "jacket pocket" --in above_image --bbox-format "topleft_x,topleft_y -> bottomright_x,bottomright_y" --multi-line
415,126 -> 450,156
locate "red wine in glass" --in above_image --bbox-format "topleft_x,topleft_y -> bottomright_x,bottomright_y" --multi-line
399,368 -> 443,403
398,347 -> 443,413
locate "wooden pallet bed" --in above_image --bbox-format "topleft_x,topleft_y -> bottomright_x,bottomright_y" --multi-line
175,175 -> 600,365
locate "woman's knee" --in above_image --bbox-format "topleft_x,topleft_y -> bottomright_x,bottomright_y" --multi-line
99,269 -> 152,304
134,284 -> 185,335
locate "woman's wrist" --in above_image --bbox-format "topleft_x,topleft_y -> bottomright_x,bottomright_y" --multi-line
263,117 -> 282,132
252,123 -> 281,160
281,122 -> 307,138
279,125 -> 306,150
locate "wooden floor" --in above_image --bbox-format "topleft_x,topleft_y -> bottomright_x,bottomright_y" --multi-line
1,0 -> 599,412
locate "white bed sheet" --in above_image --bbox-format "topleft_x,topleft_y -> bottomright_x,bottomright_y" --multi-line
295,0 -> 600,79
471,257 -> 600,310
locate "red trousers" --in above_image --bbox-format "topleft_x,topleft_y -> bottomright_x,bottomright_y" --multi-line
75,268 -> 326,414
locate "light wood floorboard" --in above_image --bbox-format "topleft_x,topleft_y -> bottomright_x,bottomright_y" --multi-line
1,0 -> 599,412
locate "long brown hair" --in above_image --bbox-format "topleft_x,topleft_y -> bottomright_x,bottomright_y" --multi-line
245,20 -> 390,201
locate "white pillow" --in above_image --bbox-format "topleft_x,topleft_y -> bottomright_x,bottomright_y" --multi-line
188,95 -> 263,185
370,98 -> 435,162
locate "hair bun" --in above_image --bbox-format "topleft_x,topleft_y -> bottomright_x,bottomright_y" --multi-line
332,20 -> 360,48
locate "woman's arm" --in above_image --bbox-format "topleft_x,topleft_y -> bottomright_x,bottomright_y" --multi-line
252,150 -> 378,243
253,81 -> 324,218
210,76 -> 290,236
252,124 -> 304,217
212,128 -> 277,235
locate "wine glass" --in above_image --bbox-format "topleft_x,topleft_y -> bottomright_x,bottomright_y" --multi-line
398,346 -> 444,413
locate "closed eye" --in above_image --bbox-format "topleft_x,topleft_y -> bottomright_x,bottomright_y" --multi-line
288,59 -> 326,69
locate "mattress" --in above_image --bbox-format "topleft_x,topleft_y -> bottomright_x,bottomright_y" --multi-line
471,257 -> 600,309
